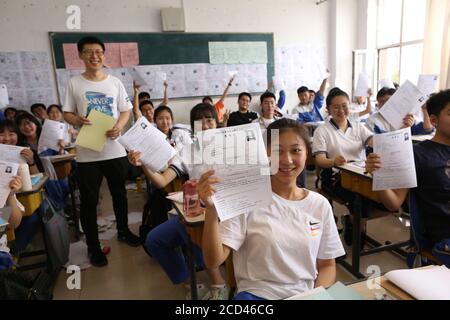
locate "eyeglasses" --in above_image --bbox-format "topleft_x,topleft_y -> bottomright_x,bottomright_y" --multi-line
82,49 -> 104,56
330,103 -> 349,111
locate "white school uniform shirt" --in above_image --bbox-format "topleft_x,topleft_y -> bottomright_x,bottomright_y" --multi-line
63,74 -> 132,162
312,119 -> 373,162
252,116 -> 278,135
219,191 -> 345,300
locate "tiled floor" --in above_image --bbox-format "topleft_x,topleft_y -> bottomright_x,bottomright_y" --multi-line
52,169 -> 410,300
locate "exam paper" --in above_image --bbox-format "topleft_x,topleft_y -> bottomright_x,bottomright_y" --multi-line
118,117 -> 177,172
385,266 -> 450,300
75,109 -> 117,152
0,84 -> 8,108
129,67 -> 148,86
354,73 -> 370,97
196,123 -> 272,221
378,78 -> 395,89
0,144 -> 27,164
379,80 -> 426,130
38,119 -> 65,153
417,74 -> 439,97
372,128 -> 417,191
0,162 -> 19,208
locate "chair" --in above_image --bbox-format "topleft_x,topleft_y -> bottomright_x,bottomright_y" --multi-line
406,190 -> 442,268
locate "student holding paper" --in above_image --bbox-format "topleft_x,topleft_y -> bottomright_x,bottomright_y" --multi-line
0,176 -> 24,270
153,105 -> 191,150
0,121 -> 38,174
199,118 -> 345,300
132,80 -> 169,123
63,36 -> 140,267
365,90 -> 450,265
312,88 -> 375,246
292,74 -> 329,123
127,103 -> 229,300
366,87 -> 433,135
349,89 -> 373,122
202,75 -> 235,125
47,104 -> 78,143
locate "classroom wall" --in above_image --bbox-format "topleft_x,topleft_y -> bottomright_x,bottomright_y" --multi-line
0,0 -> 362,125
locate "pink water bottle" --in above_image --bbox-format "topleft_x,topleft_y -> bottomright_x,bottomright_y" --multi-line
183,180 -> 203,217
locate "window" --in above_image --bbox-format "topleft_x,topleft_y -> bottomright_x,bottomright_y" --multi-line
376,0 -> 427,89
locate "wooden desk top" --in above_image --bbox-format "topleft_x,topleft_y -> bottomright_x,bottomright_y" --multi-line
338,162 -> 372,179
48,153 -> 76,164
16,175 -> 48,196
168,192 -> 205,226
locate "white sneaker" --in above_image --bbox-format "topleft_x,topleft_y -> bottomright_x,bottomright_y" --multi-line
185,283 -> 209,300
202,286 -> 229,300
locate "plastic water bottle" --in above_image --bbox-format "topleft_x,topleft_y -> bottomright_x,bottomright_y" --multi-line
183,180 -> 203,218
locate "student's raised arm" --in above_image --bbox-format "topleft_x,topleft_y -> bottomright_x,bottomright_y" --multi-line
318,71 -> 329,97
127,151 -> 177,189
198,170 -> 231,268
132,81 -> 142,121
359,89 -> 373,117
159,81 -> 169,107
217,76 -> 235,104
420,104 -> 434,133
365,153 -> 409,211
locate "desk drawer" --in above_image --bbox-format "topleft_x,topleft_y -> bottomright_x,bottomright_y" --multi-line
17,191 -> 43,216
341,171 -> 380,203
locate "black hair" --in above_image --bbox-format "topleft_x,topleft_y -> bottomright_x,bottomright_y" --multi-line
202,96 -> 213,104
238,92 -> 252,101
30,103 -> 46,115
260,91 -> 276,104
77,36 -> 105,53
154,105 -> 174,121
426,89 -> 450,117
15,111 -> 42,145
308,90 -> 316,94
139,99 -> 154,112
47,104 -> 62,114
138,91 -> 150,101
266,118 -> 310,154
297,86 -> 309,95
0,120 -> 19,136
190,103 -> 218,132
326,87 -> 350,107
3,107 -> 17,118
376,87 -> 396,101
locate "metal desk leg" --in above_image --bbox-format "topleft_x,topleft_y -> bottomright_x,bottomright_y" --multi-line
187,235 -> 198,300
337,194 -> 366,279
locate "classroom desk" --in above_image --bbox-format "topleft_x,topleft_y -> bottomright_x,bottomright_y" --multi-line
16,175 -> 49,217
49,154 -> 79,240
347,275 -> 413,300
14,175 -> 50,271
65,144 -> 76,155
170,198 -> 204,300
337,163 -> 409,279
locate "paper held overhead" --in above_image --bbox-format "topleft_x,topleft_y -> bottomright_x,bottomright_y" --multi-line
354,73 -> 370,97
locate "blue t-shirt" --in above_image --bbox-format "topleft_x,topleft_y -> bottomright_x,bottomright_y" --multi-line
413,140 -> 450,244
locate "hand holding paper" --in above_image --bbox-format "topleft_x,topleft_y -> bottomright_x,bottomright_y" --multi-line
75,109 -> 117,152
118,117 -> 177,172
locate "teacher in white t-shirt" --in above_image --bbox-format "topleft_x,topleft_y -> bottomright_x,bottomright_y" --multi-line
63,36 -> 140,267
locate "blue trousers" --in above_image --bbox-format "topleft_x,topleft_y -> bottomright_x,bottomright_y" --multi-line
234,291 -> 266,300
146,216 -> 204,284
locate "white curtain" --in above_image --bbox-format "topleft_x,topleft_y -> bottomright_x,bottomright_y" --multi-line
422,0 -> 450,89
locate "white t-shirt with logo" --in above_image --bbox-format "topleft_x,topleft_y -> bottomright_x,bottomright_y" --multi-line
63,74 -> 132,162
219,191 -> 345,300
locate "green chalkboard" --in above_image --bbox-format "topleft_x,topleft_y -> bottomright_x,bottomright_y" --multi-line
49,32 -> 274,82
